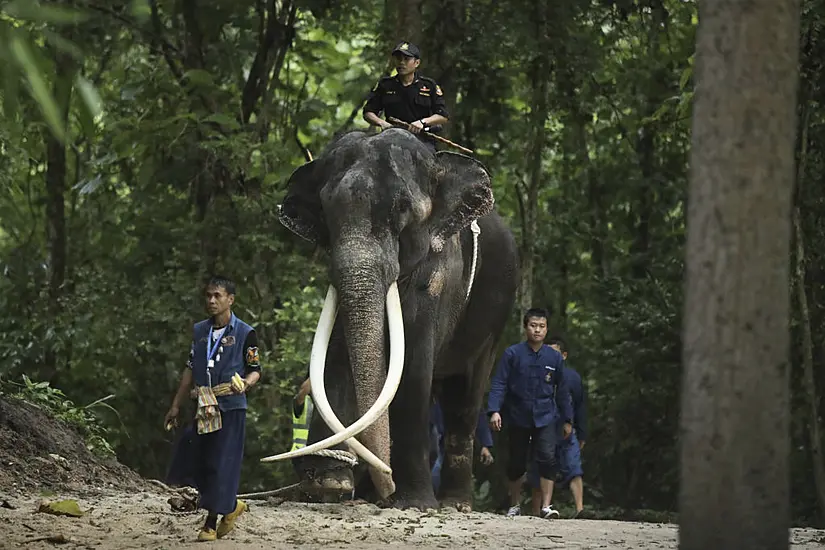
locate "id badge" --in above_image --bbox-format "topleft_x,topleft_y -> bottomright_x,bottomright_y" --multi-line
208,359 -> 215,369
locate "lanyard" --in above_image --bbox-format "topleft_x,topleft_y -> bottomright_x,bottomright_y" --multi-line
207,322 -> 229,366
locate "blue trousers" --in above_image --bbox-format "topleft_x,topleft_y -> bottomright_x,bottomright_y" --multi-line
194,409 -> 246,515
165,422 -> 197,488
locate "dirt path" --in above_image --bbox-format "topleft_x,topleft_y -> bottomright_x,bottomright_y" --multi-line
2,489 -> 825,550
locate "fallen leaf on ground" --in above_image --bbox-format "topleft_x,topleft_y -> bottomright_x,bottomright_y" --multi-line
37,499 -> 84,517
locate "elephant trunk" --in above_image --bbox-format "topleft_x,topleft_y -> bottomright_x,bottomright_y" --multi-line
334,250 -> 397,499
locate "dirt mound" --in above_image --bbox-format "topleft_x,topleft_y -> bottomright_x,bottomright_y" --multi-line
0,395 -> 146,495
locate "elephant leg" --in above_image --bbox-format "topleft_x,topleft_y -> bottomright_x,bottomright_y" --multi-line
438,343 -> 497,512
298,319 -> 358,498
387,324 -> 438,510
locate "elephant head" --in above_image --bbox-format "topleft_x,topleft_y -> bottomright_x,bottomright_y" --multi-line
268,129 -> 495,498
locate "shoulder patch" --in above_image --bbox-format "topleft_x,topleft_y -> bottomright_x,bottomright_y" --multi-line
436,85 -> 443,96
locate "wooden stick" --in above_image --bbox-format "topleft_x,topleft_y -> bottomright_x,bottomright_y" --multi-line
387,117 -> 474,154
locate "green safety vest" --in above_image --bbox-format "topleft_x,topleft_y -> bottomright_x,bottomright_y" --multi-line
291,395 -> 314,452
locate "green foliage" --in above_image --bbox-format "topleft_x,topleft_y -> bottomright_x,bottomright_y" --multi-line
0,0 -> 822,528
0,375 -> 117,458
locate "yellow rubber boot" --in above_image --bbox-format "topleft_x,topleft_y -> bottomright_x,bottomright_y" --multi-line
216,500 -> 247,539
197,527 -> 217,542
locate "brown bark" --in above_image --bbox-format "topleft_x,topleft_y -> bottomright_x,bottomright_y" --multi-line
517,0 -> 550,311
679,1 -> 800,549
42,45 -> 75,382
386,0 -> 422,46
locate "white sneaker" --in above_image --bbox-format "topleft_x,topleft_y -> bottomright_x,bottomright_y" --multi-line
541,505 -> 560,519
506,505 -> 521,517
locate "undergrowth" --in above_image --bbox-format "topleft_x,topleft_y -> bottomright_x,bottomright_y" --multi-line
0,374 -> 120,458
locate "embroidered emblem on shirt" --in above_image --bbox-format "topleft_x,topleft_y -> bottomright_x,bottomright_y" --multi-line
221,336 -> 236,346
246,346 -> 260,367
420,86 -> 430,92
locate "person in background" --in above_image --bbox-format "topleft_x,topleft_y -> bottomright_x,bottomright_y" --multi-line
291,376 -> 313,477
487,307 -> 573,519
429,398 -> 496,494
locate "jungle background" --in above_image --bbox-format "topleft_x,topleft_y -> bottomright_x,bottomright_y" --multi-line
0,0 -> 823,528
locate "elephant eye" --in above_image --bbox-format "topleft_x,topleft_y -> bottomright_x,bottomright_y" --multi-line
393,196 -> 413,232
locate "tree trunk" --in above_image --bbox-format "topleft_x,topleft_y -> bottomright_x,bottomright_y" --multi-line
42,47 -> 75,382
679,1 -> 800,549
793,206 -> 825,521
385,0 -> 422,48
792,101 -> 825,521
517,0 -> 550,312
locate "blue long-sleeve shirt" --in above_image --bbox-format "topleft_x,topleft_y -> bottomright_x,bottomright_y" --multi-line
564,367 -> 587,441
487,342 -> 573,429
476,410 -> 493,448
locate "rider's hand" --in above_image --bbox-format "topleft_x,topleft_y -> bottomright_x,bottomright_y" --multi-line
410,120 -> 425,134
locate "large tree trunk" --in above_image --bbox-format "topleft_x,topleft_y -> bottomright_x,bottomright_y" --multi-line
517,0 -> 550,311
679,1 -> 800,549
42,46 -> 75,383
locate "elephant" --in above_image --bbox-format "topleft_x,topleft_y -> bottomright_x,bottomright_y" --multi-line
267,128 -> 519,511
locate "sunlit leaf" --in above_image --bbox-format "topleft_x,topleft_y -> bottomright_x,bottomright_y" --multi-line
42,29 -> 84,62
183,69 -> 214,88
9,34 -> 66,142
203,113 -> 240,131
3,0 -> 90,25
130,0 -> 151,21
73,175 -> 103,195
75,74 -> 102,137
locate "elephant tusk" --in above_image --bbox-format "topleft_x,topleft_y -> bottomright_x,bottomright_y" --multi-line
260,282 -> 406,474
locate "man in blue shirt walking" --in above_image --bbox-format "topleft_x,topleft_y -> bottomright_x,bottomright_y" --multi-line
527,336 -> 587,518
487,308 -> 573,519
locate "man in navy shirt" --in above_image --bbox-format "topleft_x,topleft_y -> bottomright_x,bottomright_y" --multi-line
527,336 -> 588,518
487,308 -> 573,519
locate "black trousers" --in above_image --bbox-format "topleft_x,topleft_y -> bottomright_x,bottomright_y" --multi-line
506,423 -> 558,482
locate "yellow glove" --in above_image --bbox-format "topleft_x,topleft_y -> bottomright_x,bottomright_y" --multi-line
231,373 -> 245,393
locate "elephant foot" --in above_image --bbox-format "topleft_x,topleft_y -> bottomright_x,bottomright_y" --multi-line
440,497 -> 472,513
301,465 -> 354,499
383,489 -> 438,511
386,496 -> 439,511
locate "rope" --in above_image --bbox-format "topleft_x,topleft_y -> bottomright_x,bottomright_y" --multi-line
466,220 -> 481,301
307,448 -> 358,467
238,483 -> 301,499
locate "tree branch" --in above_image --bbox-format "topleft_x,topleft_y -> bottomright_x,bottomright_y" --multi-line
148,0 -> 183,80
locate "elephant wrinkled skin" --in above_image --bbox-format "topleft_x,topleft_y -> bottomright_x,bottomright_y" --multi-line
277,128 -> 519,511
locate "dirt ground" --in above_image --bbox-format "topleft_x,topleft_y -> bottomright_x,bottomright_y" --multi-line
2,394 -> 825,549
3,488 -> 825,550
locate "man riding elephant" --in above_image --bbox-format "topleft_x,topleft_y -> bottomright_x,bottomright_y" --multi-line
264,127 -> 519,511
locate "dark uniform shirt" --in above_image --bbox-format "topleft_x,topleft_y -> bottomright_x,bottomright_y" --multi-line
363,73 -> 449,132
486,342 -> 574,429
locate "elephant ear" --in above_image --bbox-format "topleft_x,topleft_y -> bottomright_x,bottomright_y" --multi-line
428,151 -> 495,252
277,161 -> 329,246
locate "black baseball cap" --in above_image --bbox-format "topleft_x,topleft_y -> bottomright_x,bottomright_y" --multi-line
392,41 -> 421,59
